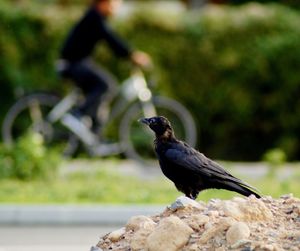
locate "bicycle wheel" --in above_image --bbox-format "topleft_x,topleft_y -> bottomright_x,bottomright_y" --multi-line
2,93 -> 79,156
120,96 -> 197,165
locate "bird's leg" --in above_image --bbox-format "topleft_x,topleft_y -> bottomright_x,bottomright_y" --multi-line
185,193 -> 196,200
190,195 -> 196,200
184,188 -> 199,200
184,192 -> 193,200
191,190 -> 199,200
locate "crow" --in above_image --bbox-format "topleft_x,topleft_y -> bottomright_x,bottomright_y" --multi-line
139,116 -> 261,200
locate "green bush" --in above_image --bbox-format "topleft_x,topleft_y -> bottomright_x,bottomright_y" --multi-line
1,2 -> 300,160
230,0 -> 300,9
0,133 -> 60,180
119,3 -> 300,160
0,1 -> 78,114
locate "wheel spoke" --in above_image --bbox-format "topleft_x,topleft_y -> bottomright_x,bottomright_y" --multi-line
2,93 -> 79,157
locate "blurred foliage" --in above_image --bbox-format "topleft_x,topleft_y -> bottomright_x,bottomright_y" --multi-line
120,3 -> 300,160
0,0 -> 80,126
1,1 -> 300,160
263,147 -> 287,178
229,0 -> 300,9
0,133 -> 60,180
263,148 -> 287,166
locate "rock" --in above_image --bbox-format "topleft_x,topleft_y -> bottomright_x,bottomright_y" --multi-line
230,239 -> 252,249
240,197 -> 273,221
90,246 -> 103,251
280,193 -> 294,200
186,214 -> 210,231
222,197 -> 273,221
253,243 -> 282,251
130,225 -> 156,251
295,205 -> 300,216
232,197 -> 247,203
107,227 -> 126,242
199,217 -> 236,244
146,215 -> 194,251
185,243 -> 198,251
127,216 -> 157,250
222,201 -> 243,219
208,210 -> 219,217
169,196 -> 202,211
226,222 -> 250,245
126,215 -> 155,231
204,222 -> 213,230
284,197 -> 300,205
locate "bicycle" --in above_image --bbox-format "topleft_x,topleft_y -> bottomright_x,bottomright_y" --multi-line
2,67 -> 197,164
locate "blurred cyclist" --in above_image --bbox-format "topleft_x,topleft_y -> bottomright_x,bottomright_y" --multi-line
57,0 -> 151,132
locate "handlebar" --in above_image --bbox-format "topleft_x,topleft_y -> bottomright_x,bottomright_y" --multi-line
129,64 -> 157,88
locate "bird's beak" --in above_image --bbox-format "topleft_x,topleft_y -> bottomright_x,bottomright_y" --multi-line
138,118 -> 150,125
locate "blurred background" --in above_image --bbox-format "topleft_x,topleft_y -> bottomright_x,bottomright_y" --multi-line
0,0 -> 300,250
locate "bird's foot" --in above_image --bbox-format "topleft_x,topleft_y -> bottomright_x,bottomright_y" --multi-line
168,196 -> 202,211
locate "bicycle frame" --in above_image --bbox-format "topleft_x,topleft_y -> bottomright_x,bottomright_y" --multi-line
106,67 -> 157,124
45,67 -> 158,154
2,65 -> 197,161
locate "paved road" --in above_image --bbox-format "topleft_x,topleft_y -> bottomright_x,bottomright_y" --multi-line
0,225 -> 119,251
0,204 -> 164,251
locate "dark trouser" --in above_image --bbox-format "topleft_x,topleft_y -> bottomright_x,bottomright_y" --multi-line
59,59 -> 117,124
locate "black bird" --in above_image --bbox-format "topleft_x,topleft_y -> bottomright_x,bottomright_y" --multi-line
139,116 -> 261,200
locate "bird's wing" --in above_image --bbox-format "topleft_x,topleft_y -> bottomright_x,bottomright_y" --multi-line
164,143 -> 258,191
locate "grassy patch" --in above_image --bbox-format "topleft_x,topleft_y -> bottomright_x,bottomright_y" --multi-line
0,159 -> 299,204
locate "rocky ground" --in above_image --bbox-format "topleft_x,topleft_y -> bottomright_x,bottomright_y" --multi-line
94,194 -> 300,251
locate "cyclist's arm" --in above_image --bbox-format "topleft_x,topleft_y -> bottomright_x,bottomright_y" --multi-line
99,21 -> 152,67
100,21 -> 132,58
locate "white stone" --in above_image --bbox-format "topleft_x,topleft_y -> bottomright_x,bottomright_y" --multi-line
186,214 -> 210,230
226,222 -> 250,246
126,215 -> 155,231
199,217 -> 236,244
107,227 -> 126,242
146,215 -> 194,251
130,225 -> 156,251
222,198 -> 273,221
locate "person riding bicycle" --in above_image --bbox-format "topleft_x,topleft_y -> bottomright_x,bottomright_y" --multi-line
57,0 -> 151,132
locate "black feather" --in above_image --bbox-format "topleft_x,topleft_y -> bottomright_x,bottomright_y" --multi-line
140,116 -> 261,200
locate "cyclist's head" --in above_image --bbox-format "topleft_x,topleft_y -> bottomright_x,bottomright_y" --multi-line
93,0 -> 122,17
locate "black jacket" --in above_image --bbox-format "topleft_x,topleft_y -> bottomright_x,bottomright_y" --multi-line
61,7 -> 132,62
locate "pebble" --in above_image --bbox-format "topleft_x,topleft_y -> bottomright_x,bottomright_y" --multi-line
146,215 -> 193,251
226,222 -> 250,245
186,214 -> 210,231
199,217 -> 235,244
107,227 -> 126,242
130,226 -> 155,251
126,215 -> 155,231
208,210 -> 219,217
230,239 -> 251,249
280,193 -> 294,200
90,246 -> 103,251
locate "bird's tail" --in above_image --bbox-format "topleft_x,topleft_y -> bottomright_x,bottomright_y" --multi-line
219,180 -> 261,198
